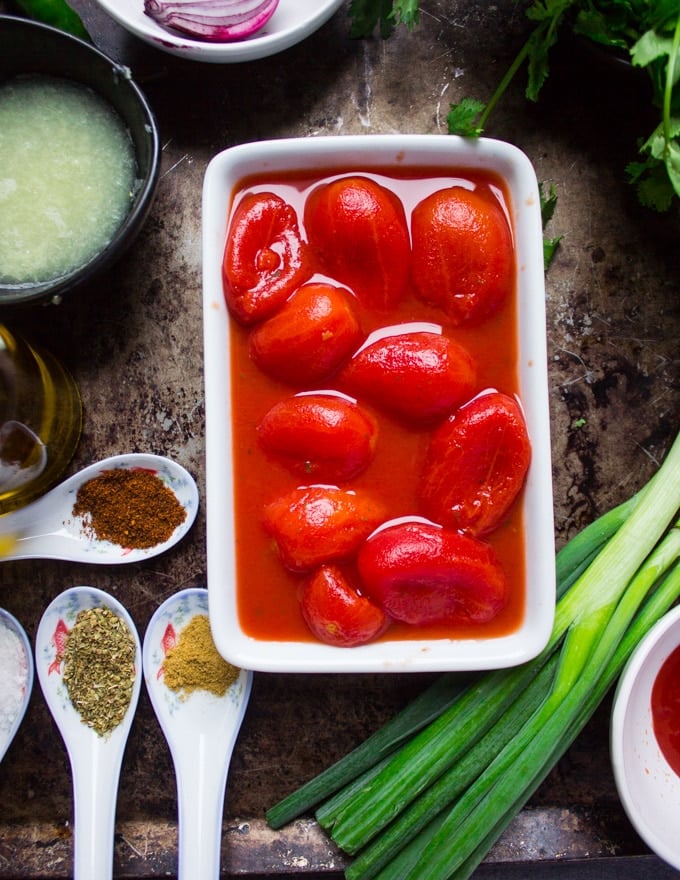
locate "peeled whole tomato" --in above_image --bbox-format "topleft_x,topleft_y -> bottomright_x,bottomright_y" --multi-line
300,564 -> 389,647
411,184 -> 514,325
357,520 -> 508,626
249,282 -> 362,386
419,390 -> 531,537
222,191 -> 312,324
256,393 -> 378,483
304,175 -> 411,310
339,328 -> 478,423
263,485 -> 388,573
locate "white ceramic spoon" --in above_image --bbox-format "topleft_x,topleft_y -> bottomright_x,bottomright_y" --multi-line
143,587 -> 253,880
0,453 -> 199,563
35,586 -> 142,880
0,607 -> 34,762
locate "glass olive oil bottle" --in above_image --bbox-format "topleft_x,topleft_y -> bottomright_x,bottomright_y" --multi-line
0,325 -> 82,514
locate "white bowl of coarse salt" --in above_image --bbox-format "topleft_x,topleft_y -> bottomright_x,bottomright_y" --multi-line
0,607 -> 34,762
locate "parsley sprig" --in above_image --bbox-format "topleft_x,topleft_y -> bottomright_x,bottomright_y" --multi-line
353,1 -> 680,211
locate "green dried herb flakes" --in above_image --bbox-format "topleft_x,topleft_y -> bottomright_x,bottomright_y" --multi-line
62,606 -> 136,737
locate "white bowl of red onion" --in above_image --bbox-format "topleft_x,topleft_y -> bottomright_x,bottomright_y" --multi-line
93,0 -> 345,63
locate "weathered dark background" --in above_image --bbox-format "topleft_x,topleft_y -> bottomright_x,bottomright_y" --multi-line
0,1 -> 678,877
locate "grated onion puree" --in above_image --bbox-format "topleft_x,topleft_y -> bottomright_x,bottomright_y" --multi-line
0,76 -> 138,286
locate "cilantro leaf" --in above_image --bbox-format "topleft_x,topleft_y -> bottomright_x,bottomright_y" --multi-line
631,29 -> 676,68
539,181 -> 562,269
539,181 -> 559,226
647,0 -> 680,32
666,139 -> 680,193
349,0 -> 396,38
525,5 -> 572,102
392,0 -> 420,29
544,236 -> 562,267
572,10 -> 632,51
349,0 -> 419,38
447,98 -> 486,138
627,159 -> 676,211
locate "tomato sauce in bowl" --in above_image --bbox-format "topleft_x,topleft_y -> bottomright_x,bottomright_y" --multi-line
651,643 -> 680,776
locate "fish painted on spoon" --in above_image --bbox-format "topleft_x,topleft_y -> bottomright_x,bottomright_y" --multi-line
35,586 -> 142,880
143,587 -> 252,880
0,453 -> 199,563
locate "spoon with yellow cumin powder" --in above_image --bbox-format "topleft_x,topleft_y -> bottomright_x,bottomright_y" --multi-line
143,587 -> 252,880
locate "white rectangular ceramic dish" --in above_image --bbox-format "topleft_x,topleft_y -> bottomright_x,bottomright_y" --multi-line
202,134 -> 555,673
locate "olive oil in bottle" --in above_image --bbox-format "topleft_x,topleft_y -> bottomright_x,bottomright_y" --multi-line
0,325 -> 82,514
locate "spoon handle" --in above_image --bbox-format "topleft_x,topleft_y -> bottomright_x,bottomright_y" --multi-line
174,738 -> 231,880
70,740 -> 124,880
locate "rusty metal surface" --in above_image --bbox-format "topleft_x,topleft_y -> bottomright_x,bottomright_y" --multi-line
0,0 -> 678,877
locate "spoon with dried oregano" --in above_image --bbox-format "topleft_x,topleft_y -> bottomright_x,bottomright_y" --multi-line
35,586 -> 142,880
143,587 -> 252,880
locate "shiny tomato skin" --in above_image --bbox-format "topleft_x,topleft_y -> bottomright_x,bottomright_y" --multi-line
411,185 -> 514,325
222,192 -> 313,325
263,486 -> 387,572
339,330 -> 478,423
300,564 -> 390,647
357,520 -> 508,626
419,391 -> 531,536
304,176 -> 411,310
249,282 -> 362,386
256,393 -> 378,482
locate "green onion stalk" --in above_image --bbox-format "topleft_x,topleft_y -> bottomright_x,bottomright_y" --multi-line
267,431 -> 680,880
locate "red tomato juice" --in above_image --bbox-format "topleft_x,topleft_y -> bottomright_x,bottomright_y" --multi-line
227,167 -> 526,643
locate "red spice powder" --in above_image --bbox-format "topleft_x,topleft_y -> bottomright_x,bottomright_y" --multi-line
73,467 -> 186,549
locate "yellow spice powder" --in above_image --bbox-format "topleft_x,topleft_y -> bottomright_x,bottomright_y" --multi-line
162,614 -> 239,697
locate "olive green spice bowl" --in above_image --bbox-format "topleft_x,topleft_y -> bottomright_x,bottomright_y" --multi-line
0,14 -> 160,307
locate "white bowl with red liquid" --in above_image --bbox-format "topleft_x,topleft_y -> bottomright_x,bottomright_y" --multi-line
611,605 -> 680,871
202,134 -> 555,673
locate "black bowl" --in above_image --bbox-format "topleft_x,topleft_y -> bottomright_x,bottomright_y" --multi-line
0,14 -> 161,306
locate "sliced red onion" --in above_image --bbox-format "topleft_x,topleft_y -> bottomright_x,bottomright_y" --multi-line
144,0 -> 280,42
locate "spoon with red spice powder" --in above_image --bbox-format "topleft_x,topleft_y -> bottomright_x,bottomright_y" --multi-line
0,453 -> 199,562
